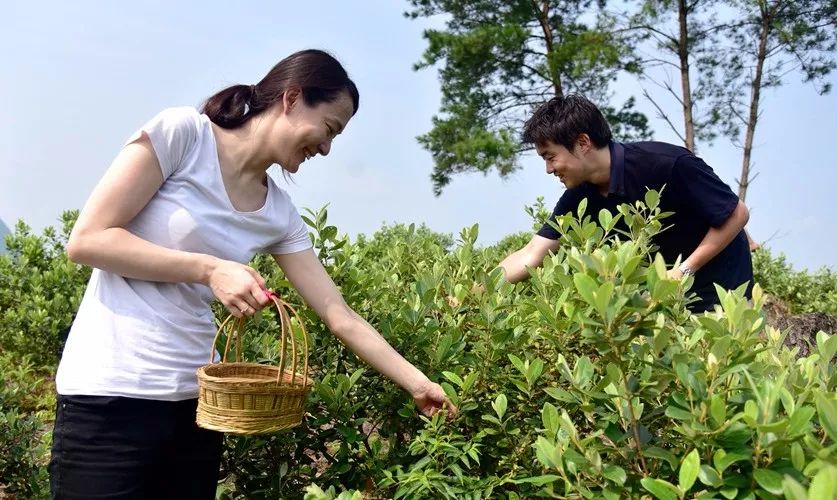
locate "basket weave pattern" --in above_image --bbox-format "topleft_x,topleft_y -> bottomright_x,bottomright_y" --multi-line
196,295 -> 312,435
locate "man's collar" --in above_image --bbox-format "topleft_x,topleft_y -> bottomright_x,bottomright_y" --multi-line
608,141 -> 626,196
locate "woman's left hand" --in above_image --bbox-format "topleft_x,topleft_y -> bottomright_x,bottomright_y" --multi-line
411,380 -> 458,418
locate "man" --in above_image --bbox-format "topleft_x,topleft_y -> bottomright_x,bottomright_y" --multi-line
498,95 -> 752,312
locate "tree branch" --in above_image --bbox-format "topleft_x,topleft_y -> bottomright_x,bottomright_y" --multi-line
627,24 -> 678,45
643,88 -> 687,143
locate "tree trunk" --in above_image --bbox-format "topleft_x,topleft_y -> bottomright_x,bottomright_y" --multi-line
533,0 -> 564,97
678,0 -> 696,152
739,2 -> 773,202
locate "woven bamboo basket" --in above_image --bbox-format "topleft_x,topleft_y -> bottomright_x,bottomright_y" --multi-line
196,293 -> 312,435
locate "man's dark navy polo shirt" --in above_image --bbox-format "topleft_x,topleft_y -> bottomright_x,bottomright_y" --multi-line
536,141 -> 753,311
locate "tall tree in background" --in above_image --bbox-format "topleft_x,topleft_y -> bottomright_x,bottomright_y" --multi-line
721,0 -> 836,202
406,0 -> 651,195
629,0 -> 736,152
628,0 -> 834,248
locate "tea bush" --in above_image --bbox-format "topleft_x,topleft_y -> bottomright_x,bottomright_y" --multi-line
752,250 -> 837,315
0,352 -> 53,498
0,211 -> 90,367
1,199 -> 835,499
218,198 -> 836,499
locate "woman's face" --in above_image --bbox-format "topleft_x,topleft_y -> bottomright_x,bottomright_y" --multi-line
273,90 -> 354,173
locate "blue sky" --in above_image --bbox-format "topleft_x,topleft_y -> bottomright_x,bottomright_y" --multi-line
1,1 -> 834,271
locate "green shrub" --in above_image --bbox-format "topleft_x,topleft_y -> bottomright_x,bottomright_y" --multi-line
0,211 -> 91,368
752,249 -> 837,314
217,196 -> 836,499
1,201 -> 835,499
0,353 -> 53,498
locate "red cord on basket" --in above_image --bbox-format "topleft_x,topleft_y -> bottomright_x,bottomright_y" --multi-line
261,286 -> 277,300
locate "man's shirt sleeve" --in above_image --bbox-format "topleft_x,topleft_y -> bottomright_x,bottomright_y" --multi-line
671,154 -> 740,227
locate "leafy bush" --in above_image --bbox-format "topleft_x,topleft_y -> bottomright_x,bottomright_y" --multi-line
0,353 -> 53,498
1,201 -> 835,499
0,211 -> 91,367
752,249 -> 837,315
217,197 -> 836,498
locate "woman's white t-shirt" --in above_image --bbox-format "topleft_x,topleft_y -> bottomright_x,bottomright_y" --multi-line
56,107 -> 313,401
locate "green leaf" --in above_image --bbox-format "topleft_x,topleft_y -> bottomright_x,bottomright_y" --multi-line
679,449 -> 700,492
780,387 -> 796,415
719,488 -> 738,500
594,281 -> 614,317
710,396 -> 727,426
577,197 -> 588,218
753,469 -> 784,495
652,279 -> 679,302
440,382 -> 457,402
442,371 -> 464,387
508,354 -> 526,375
492,394 -> 508,420
817,332 -> 837,364
559,410 -> 578,442
675,362 -> 690,384
574,273 -> 597,306
809,465 -> 836,500
640,477 -> 679,500
513,475 -> 561,486
791,442 -> 806,471
527,358 -> 544,385
698,464 -> 722,487
815,394 -> 837,442
788,406 -> 816,436
541,402 -> 559,436
573,356 -> 594,388
544,387 -> 576,403
645,446 -> 679,469
653,328 -> 671,354
462,371 -> 478,392
557,355 -> 574,382
602,464 -> 627,485
744,399 -> 759,424
714,450 -> 750,473
598,209 -> 613,232
644,189 -> 660,210
534,436 -> 562,469
601,487 -> 621,500
757,418 -> 788,434
782,476 -> 809,500
665,405 -> 693,421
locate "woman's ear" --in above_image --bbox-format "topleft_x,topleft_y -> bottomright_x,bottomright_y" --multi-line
282,87 -> 301,114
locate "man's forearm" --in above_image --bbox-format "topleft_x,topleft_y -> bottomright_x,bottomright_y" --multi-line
498,236 -> 560,283
683,201 -> 750,271
498,250 -> 533,283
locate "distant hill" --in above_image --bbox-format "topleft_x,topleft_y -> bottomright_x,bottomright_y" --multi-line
0,218 -> 10,254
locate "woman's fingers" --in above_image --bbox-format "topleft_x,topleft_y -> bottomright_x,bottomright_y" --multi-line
209,261 -> 271,315
250,283 -> 271,308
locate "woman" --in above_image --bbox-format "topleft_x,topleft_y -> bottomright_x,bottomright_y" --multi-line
49,49 -> 455,499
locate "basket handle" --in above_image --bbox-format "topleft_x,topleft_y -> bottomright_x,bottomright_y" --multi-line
266,291 -> 310,388
209,313 -> 245,364
208,289 -> 310,389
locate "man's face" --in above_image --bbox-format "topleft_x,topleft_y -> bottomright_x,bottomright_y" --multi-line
535,140 -> 588,189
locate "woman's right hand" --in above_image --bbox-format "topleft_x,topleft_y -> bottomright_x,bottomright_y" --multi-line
206,259 -> 271,317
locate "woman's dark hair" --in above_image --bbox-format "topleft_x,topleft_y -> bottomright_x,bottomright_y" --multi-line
521,94 -> 612,149
202,49 -> 360,128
